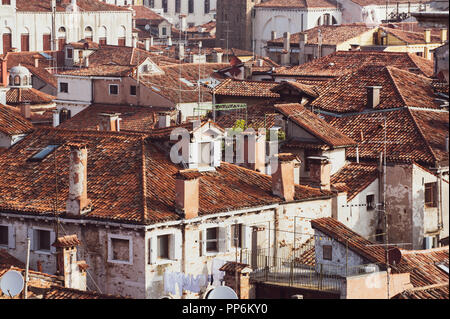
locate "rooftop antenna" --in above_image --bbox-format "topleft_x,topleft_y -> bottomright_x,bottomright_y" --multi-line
0,270 -> 24,298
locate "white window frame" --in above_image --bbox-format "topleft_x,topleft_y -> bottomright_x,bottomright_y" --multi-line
148,230 -> 181,265
108,84 -> 119,96
0,224 -> 15,249
107,234 -> 133,265
366,193 -> 376,211
200,225 -> 227,257
30,227 -> 55,255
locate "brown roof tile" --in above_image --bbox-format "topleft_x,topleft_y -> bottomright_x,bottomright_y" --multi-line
16,0 -> 130,12
52,235 -> 81,248
43,285 -> 129,299
331,163 -> 378,201
255,0 -> 337,8
395,283 -> 449,299
6,88 -> 55,105
0,103 -> 34,136
213,79 -> 280,98
0,250 -> 25,269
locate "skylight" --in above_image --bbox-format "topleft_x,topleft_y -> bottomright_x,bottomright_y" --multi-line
180,78 -> 195,87
28,145 -> 59,162
436,263 -> 449,274
39,52 -> 53,60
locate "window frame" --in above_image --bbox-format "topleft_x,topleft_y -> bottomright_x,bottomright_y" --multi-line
322,245 -> 332,261
109,84 -> 119,96
59,82 -> 69,93
366,194 -> 375,211
425,182 -> 437,208
130,85 -> 137,96
0,225 -> 9,247
205,227 -> 219,253
230,223 -> 243,248
107,234 -> 133,265
31,227 -> 54,255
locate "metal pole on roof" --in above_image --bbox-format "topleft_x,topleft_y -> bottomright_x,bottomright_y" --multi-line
24,237 -> 30,299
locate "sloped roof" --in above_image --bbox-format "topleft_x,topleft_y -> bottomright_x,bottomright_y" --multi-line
213,79 -> 280,98
255,0 -> 337,9
57,65 -> 135,77
0,250 -> 25,269
0,104 -> 34,136
6,88 -> 55,105
325,108 -> 449,166
16,0 -> 130,12
131,5 -> 167,24
43,286 -> 128,299
331,162 -> 379,201
382,27 -> 442,44
271,81 -> 318,98
274,103 -> 356,148
274,51 -> 434,78
310,65 -> 440,113
395,284 -> 449,299
311,217 -> 388,264
0,128 -> 333,224
215,102 -> 278,129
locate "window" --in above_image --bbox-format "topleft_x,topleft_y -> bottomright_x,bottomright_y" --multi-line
149,0 -> 154,8
28,145 -> 59,162
0,225 -> 8,246
66,48 -> 73,59
204,0 -> 210,14
162,0 -> 168,12
206,227 -> 219,252
108,235 -> 132,264
231,224 -> 242,248
109,84 -> 119,95
60,82 -> 68,93
162,27 -> 167,36
425,182 -> 437,207
43,34 -> 52,51
175,0 -> 180,13
366,194 -> 375,211
2,1 -> 12,5
323,245 -> 332,261
59,108 -> 71,124
130,85 -> 137,96
35,229 -> 51,251
157,234 -> 170,259
188,0 -> 194,13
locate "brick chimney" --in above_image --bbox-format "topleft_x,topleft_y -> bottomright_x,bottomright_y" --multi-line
299,33 -> 307,64
309,156 -> 331,191
20,104 -> 31,119
220,262 -> 253,299
175,169 -> 201,219
243,129 -> 266,173
66,142 -> 91,216
158,114 -> 171,128
0,57 -> 7,87
52,234 -> 88,291
366,86 -> 382,109
271,153 -> 296,201
98,113 -> 121,132
281,32 -> 291,65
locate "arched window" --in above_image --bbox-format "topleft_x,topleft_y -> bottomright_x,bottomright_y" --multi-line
43,27 -> 52,51
316,17 -> 321,26
14,75 -> 20,86
21,27 -> 30,51
99,26 -> 107,45
58,27 -> 67,51
118,26 -> 126,46
84,26 -> 93,41
2,27 -> 12,54
23,76 -> 28,86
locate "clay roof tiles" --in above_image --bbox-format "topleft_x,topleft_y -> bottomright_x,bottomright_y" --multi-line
6,88 -> 55,105
0,250 -> 25,269
43,285 -> 129,299
255,0 -> 337,8
395,284 -> 449,299
15,0 -> 130,12
0,104 -> 34,136
331,163 -> 379,201
213,79 -> 280,98
274,103 -> 356,148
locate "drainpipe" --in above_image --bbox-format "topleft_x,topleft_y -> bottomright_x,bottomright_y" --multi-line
438,165 -> 444,232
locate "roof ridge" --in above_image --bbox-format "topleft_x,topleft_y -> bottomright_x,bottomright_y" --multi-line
400,246 -> 449,254
140,138 -> 148,223
385,66 -> 410,108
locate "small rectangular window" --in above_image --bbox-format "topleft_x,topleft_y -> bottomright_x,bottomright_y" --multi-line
28,145 -> 59,162
111,238 -> 130,262
35,229 -> 51,251
157,234 -> 170,259
366,194 -> 375,211
231,224 -> 242,248
109,84 -> 119,95
206,227 -> 218,252
130,85 -> 137,96
162,27 -> 167,36
323,245 -> 332,261
60,82 -> 68,93
67,48 -> 73,59
425,182 -> 437,207
0,225 -> 8,246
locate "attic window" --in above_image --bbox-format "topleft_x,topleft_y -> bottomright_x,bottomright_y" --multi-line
28,145 -> 59,162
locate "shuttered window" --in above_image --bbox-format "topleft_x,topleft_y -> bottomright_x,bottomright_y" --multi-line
43,34 -> 51,51
21,34 -> 30,52
2,33 -> 12,53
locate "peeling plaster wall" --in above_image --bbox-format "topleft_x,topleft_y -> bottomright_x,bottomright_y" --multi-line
323,148 -> 346,175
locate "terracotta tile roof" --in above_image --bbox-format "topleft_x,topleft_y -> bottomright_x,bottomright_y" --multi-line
331,162 -> 378,201
58,104 -> 174,133
311,217 -> 388,264
274,103 -> 356,148
139,63 -> 229,104
0,103 -> 34,136
350,0 -> 426,5
68,40 -> 100,50
311,65 -> 440,113
213,79 -> 280,98
255,0 -> 337,8
393,247 -> 449,288
57,65 -> 135,77
0,250 -> 25,269
382,27 -> 442,44
6,88 -> 55,105
215,102 -> 278,129
0,128 -> 333,224
271,81 -> 318,98
52,235 -> 81,248
282,140 -> 328,150
395,283 -> 449,299
325,108 -> 449,166
219,262 -> 251,273
43,285 -> 129,299
27,65 -> 57,88
268,23 -> 373,47
274,51 -> 434,78
131,5 -> 167,24
186,20 -> 216,34
16,0 -> 130,12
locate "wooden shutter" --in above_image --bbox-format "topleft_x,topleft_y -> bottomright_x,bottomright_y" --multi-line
242,224 -> 252,250
50,231 -> 56,253
2,33 -> 12,53
21,34 -> 30,52
58,38 -> 66,51
99,37 -> 107,45
118,37 -> 126,46
226,225 -> 232,252
171,232 -> 182,260
28,228 -> 35,251
200,229 -> 206,256
43,34 -> 51,51
8,225 -> 15,249
218,227 -> 227,252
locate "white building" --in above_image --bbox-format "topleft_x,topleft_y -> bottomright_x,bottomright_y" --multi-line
253,0 -> 342,56
0,0 -> 133,55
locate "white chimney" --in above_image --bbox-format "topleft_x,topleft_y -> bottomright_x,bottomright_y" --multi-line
145,38 -> 151,51
158,114 -> 171,128
52,109 -> 60,127
271,31 -> 277,40
66,143 -> 91,216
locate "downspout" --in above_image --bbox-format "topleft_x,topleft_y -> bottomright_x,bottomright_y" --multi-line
181,222 -> 187,298
438,165 -> 444,232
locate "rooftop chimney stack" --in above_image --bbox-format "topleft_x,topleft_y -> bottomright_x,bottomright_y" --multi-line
309,156 -> 331,191
440,29 -> 448,43
53,234 -> 88,291
175,169 -> 201,219
98,113 -> 121,132
271,31 -> 277,41
158,114 -> 171,128
446,134 -> 449,153
20,103 -> 31,119
243,129 -> 266,173
299,33 -> 307,64
0,57 -> 7,87
281,32 -> 291,65
366,86 -> 382,109
52,109 -> 60,127
271,153 -> 296,201
424,29 -> 431,43
145,38 -> 151,51
66,142 -> 91,216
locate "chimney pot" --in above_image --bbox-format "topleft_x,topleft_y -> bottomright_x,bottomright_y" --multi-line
66,143 -> 90,216
440,29 -> 448,43
366,86 -> 382,109
308,156 -> 331,191
271,153 -> 296,201
175,169 -> 201,219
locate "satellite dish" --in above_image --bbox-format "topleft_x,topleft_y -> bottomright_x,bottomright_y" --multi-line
0,270 -> 24,297
145,24 -> 151,31
206,286 -> 238,299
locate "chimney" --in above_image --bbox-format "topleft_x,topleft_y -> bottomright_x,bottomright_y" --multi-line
175,169 -> 201,219
149,36 -> 154,47
177,42 -> 185,60
271,153 -> 296,201
299,33 -> 307,64
167,36 -> 173,46
445,134 -> 449,152
424,29 -> 431,43
53,234 -> 88,291
366,86 -> 382,109
271,31 -> 277,41
84,56 -> 89,67
66,142 -> 91,216
132,36 -> 138,48
0,57 -> 7,87
145,38 -> 151,51
20,104 -> 31,119
281,32 -> 291,65
309,156 -> 331,191
158,114 -> 171,128
98,113 -> 121,132
440,29 -> 448,43
52,109 -> 60,127
33,56 -> 39,68
180,15 -> 187,32
243,129 -> 266,173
